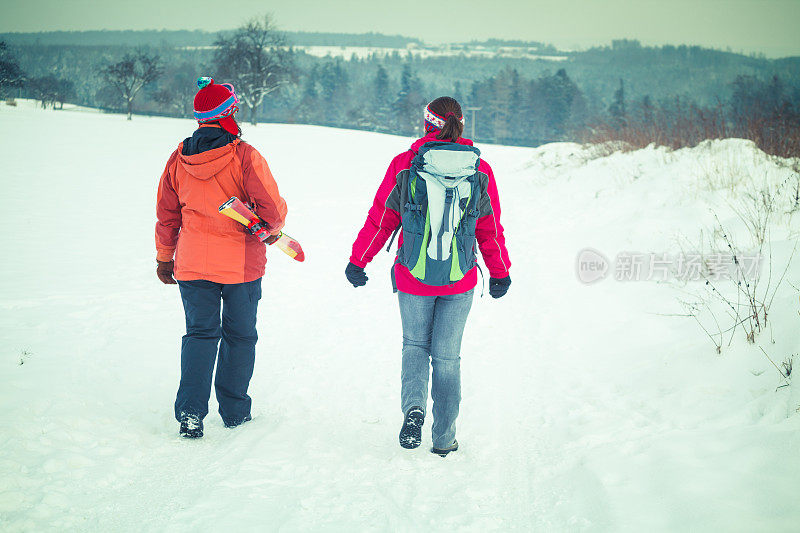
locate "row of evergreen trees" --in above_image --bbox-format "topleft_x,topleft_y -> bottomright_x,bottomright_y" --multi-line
283,59 -> 589,144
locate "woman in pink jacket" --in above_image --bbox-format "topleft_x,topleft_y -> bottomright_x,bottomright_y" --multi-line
346,96 -> 511,456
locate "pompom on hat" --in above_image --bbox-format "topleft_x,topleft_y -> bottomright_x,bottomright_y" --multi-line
193,76 -> 240,135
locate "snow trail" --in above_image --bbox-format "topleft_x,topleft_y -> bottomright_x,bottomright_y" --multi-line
1,102 -> 798,531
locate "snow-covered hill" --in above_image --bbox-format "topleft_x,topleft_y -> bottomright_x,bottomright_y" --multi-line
294,44 -> 569,61
1,101 -> 798,531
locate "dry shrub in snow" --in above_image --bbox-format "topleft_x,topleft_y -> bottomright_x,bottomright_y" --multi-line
582,100 -> 729,153
676,167 -> 798,352
583,89 -> 800,159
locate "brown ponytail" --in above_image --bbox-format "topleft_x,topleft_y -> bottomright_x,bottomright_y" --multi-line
428,96 -> 464,142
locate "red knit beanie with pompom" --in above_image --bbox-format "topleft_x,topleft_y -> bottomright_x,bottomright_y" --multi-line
193,77 -> 240,136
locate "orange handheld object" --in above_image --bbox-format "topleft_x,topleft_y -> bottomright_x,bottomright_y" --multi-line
272,232 -> 305,262
219,197 -> 305,262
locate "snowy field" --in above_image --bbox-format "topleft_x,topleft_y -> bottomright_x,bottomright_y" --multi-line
295,45 -> 569,61
1,101 -> 798,531
181,44 -> 569,62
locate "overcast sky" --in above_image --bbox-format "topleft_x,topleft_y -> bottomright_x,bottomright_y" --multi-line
1,0 -> 799,57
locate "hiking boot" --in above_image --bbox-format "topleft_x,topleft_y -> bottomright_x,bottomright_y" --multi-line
431,440 -> 459,457
223,415 -> 252,429
179,414 -> 203,438
399,407 -> 425,449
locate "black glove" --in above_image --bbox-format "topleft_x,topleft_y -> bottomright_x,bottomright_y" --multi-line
489,275 -> 511,299
345,262 -> 368,287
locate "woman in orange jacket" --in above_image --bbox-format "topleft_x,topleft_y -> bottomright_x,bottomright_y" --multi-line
155,77 -> 287,438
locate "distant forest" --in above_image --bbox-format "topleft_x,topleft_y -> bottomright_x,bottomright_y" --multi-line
1,30 -> 799,154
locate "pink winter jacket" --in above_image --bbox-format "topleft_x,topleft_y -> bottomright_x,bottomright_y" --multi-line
350,133 -> 511,296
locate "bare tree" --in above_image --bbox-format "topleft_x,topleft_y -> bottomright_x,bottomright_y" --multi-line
100,50 -> 162,120
27,76 -> 74,110
213,15 -> 295,125
29,75 -> 59,108
54,78 -> 76,110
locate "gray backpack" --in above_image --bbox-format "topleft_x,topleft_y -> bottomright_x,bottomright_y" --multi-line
396,142 -> 483,286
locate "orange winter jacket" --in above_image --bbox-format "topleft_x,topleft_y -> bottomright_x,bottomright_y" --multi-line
155,134 -> 287,284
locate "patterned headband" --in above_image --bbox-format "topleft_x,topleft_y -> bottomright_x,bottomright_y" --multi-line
424,105 -> 465,133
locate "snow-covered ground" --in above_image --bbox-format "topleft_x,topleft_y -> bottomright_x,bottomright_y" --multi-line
295,45 -> 569,61
1,101 -> 798,531
180,44 -> 569,61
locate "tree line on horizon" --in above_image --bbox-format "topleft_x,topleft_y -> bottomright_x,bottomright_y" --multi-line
1,20 -> 799,156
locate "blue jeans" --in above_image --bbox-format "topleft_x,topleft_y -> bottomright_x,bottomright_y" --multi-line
175,279 -> 261,425
398,289 -> 473,449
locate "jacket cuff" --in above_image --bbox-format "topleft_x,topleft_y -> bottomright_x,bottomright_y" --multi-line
489,269 -> 509,279
156,249 -> 175,262
349,255 -> 368,268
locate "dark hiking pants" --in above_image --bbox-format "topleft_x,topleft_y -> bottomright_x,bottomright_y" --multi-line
175,278 -> 261,425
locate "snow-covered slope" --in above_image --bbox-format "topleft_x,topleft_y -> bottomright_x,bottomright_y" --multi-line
1,101 -> 798,532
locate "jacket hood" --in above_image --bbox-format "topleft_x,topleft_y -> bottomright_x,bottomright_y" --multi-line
410,132 -> 473,153
178,140 -> 238,180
